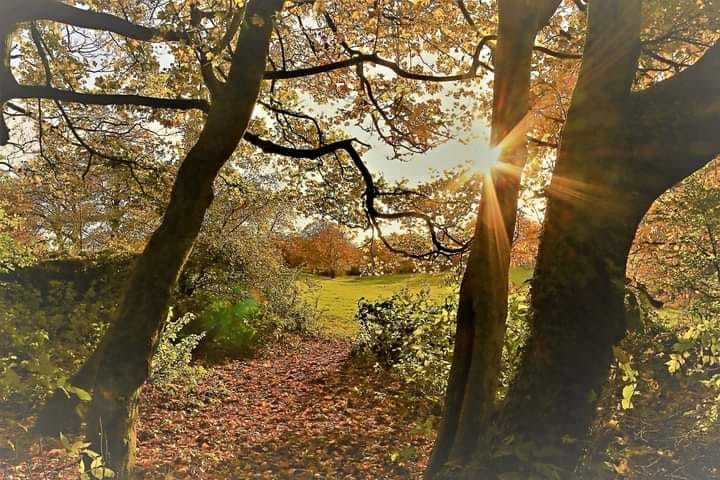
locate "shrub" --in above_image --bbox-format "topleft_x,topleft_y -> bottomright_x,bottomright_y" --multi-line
187,297 -> 261,359
0,281 -> 109,413
180,229 -> 314,341
0,262 -> 208,411
500,289 -> 531,394
0,319 -> 64,411
355,287 -> 531,402
150,310 -> 206,391
355,289 -> 456,400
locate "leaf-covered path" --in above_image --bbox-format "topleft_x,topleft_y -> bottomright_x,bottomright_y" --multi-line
135,336 -> 434,479
4,332 -> 720,479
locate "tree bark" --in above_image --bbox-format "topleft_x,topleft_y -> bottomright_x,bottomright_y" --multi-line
499,0 -> 643,470
499,1 -> 720,474
427,1 -> 561,476
73,2 -> 285,477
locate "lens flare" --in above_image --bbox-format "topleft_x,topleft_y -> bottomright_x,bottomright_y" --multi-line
475,146 -> 502,175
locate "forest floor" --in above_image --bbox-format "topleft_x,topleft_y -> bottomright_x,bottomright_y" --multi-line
0,335 -> 436,479
3,271 -> 720,479
3,330 -> 720,479
135,336 -> 436,479
587,328 -> 720,480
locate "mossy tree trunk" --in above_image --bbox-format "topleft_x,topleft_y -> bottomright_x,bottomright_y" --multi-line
499,1 -> 720,474
427,1 -> 561,476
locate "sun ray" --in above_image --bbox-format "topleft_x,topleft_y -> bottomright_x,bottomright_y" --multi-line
480,173 -> 512,263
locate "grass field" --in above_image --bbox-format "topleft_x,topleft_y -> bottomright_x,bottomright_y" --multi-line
303,266 -> 533,337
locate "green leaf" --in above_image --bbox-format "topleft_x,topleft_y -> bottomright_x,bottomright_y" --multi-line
68,386 -> 92,402
92,466 -> 115,479
621,384 -> 636,410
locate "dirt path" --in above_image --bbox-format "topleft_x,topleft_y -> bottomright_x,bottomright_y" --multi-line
135,336 -> 434,479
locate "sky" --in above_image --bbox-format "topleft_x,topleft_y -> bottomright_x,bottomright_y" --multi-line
362,117 -> 496,185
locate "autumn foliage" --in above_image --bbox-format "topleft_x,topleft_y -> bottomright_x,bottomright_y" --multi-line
279,222 -> 361,277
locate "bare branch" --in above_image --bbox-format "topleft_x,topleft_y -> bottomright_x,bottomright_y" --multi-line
533,45 -> 582,60
572,0 -> 587,12
528,135 -> 558,149
454,0 -> 477,28
243,132 -> 469,258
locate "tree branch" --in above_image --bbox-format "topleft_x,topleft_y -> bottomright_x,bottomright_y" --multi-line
13,0 -> 186,42
265,34 -> 497,82
263,37 -> 580,82
572,0 -> 587,12
533,45 -> 582,60
0,84 -> 209,145
528,135 -> 558,149
454,0 -> 477,29
243,132 -> 469,258
5,85 -> 208,123
634,42 -> 720,190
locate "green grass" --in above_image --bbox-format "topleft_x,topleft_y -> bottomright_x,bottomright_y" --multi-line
302,267 -> 533,338
509,265 -> 533,287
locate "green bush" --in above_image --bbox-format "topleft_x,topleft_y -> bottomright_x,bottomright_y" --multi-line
179,231 -> 314,341
188,297 -> 261,359
0,282 -> 109,412
150,310 -> 207,391
355,287 -> 531,402
356,289 -> 456,400
0,263 -> 209,411
501,289 -> 531,395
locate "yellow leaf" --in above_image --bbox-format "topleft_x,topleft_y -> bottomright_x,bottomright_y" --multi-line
313,0 -> 326,14
614,458 -> 631,476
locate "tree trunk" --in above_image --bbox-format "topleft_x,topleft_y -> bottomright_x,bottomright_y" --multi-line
500,192 -> 649,468
439,0 -> 720,475
75,2 -> 285,476
498,1 -> 646,472
497,7 -> 720,472
427,1 -> 560,476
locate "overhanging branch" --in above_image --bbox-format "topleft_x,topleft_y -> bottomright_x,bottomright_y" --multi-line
10,86 -> 209,113
243,132 -> 470,258
0,83 -> 209,145
634,41 -> 720,189
264,43 -> 494,82
14,0 -> 186,43
263,39 -> 581,82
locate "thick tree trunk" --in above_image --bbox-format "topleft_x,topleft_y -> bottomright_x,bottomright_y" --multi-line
497,8 -> 720,474
439,0 -> 720,475
427,1 -> 560,476
498,1 -> 646,472
75,2 -> 284,477
500,193 -> 649,468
